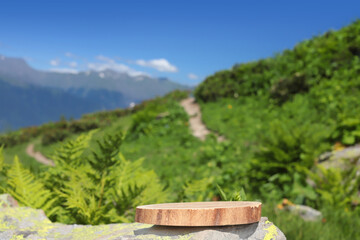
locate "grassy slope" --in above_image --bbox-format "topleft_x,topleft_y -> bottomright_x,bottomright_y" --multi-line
2,141 -> 45,174
2,115 -> 133,176
34,115 -> 133,157
195,21 -> 360,239
199,98 -> 360,239
31,113 -> 203,194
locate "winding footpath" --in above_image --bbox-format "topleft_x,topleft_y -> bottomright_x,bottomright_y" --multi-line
26,143 -> 54,166
180,97 -> 225,142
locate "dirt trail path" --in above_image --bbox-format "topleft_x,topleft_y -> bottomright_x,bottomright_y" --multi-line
180,97 -> 225,142
26,144 -> 55,166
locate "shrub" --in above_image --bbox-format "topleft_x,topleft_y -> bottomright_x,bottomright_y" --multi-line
247,102 -> 330,201
68,120 -> 99,133
1,131 -> 168,224
330,118 -> 360,145
305,162 -> 360,210
42,129 -> 70,145
195,20 -> 360,103
270,72 -> 309,104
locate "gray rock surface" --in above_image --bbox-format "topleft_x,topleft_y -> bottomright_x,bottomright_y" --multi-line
285,205 -> 322,221
0,194 -> 286,239
316,144 -> 360,198
318,144 -> 360,169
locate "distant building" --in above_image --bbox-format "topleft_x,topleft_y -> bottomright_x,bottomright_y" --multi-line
129,102 -> 136,109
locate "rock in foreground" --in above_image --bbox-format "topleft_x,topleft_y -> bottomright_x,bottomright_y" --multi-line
0,194 -> 286,239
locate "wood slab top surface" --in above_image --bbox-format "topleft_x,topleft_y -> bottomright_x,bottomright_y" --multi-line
135,201 -> 262,226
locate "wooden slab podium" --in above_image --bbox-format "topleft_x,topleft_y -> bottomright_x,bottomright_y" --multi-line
135,201 -> 262,226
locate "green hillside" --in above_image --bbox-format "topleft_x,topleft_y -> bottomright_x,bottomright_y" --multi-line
196,20 -> 360,193
1,21 -> 360,239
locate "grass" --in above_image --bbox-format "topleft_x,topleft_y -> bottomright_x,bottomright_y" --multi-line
200,96 -> 274,164
262,203 -> 360,239
34,115 -> 133,159
2,141 -> 46,174
2,115 -> 133,174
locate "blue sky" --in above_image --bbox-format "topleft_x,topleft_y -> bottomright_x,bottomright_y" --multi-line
0,0 -> 359,85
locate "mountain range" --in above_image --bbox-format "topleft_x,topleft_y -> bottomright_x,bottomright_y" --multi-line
0,55 -> 189,131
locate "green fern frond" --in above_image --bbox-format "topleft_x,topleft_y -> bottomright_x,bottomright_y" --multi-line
90,132 -> 124,173
103,208 -> 132,223
115,154 -> 144,183
43,131 -> 95,189
216,184 -> 228,201
57,178 -> 104,225
108,154 -> 169,215
230,187 -> 247,201
216,185 -> 247,201
52,130 -> 95,167
110,184 -> 146,222
183,177 -> 213,202
5,156 -> 57,217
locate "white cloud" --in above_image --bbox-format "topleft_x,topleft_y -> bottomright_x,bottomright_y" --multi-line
50,68 -> 78,74
88,55 -> 147,77
69,61 -> 78,68
65,52 -> 75,58
135,58 -> 178,72
188,73 -> 199,80
96,55 -> 114,62
50,59 -> 60,66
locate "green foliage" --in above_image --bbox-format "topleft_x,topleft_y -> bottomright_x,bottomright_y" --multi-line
270,72 -> 309,104
163,89 -> 190,101
305,163 -> 360,210
129,99 -> 189,139
194,21 -> 360,239
195,20 -> 360,102
248,114 -> 330,199
68,120 -> 99,133
41,120 -> 100,146
0,145 -> 4,172
42,128 -> 70,145
90,132 -> 124,172
290,172 -> 317,205
0,156 -> 58,218
0,145 -> 7,193
195,59 -> 273,101
217,185 -> 247,201
331,118 -> 360,145
181,177 -> 214,202
129,104 -> 163,136
262,203 -> 360,240
1,131 -> 168,225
